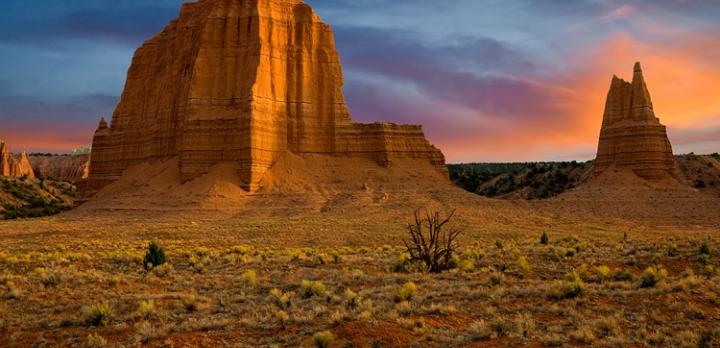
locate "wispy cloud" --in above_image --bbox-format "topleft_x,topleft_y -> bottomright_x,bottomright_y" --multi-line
603,4 -> 636,21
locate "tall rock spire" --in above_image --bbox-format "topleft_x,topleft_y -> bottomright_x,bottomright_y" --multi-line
97,117 -> 108,130
594,62 -> 680,181
17,152 -> 36,179
602,75 -> 632,127
0,142 -> 10,177
78,0 -> 445,202
0,142 -> 36,178
630,62 -> 655,122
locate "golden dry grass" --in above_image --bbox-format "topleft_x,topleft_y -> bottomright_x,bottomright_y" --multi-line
0,210 -> 718,347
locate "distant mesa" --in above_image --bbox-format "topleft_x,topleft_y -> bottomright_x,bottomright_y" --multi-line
593,62 -> 681,181
0,141 -> 35,179
29,153 -> 90,183
78,0 -> 446,205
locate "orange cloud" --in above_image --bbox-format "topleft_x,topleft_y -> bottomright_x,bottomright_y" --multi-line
567,30 -> 720,127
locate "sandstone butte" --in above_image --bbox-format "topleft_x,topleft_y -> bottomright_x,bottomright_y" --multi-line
0,141 -> 35,179
541,62 -> 720,224
593,62 -> 681,181
78,0 -> 445,204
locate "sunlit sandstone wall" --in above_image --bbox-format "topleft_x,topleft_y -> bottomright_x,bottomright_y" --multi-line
80,0 -> 444,199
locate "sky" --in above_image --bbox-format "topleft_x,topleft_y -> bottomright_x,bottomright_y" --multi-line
0,0 -> 719,162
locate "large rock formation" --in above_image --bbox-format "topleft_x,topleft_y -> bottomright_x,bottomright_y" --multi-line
0,142 -> 35,179
593,62 -> 680,180
79,0 -> 445,202
542,63 -> 720,225
30,154 -> 90,183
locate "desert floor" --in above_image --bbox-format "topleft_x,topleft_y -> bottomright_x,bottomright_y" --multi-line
0,204 -> 719,347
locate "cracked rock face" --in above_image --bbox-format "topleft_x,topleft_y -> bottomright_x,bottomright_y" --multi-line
79,0 -> 445,201
594,62 -> 681,181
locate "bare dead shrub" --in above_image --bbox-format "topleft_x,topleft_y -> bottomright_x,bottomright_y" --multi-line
402,208 -> 462,273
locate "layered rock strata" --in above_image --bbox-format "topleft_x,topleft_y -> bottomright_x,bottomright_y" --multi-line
79,0 -> 445,201
593,62 -> 680,180
0,142 -> 36,179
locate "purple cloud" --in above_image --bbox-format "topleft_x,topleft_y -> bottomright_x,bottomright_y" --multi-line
335,26 -> 565,123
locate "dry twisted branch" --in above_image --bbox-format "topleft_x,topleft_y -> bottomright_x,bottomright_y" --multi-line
403,208 -> 462,273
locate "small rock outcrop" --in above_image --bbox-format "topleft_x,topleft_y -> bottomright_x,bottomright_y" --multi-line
0,142 -> 36,179
594,62 -> 680,180
79,0 -> 445,202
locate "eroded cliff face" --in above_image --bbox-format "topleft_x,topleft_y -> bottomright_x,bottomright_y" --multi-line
0,142 -> 35,179
30,154 -> 90,183
80,0 -> 444,201
594,62 -> 680,181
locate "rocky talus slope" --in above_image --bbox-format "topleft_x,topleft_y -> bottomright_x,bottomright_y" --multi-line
0,176 -> 75,219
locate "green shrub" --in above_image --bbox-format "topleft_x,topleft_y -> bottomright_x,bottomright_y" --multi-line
540,232 -> 549,245
458,258 -> 475,272
313,330 -> 334,348
300,280 -> 326,299
136,300 -> 155,319
151,263 -> 173,277
464,245 -> 485,261
394,282 -> 418,302
393,252 -> 415,272
700,241 -> 710,262
240,270 -> 257,288
182,295 -> 198,312
3,209 -> 18,220
276,310 -> 289,327
344,288 -> 361,309
82,333 -> 107,348
639,265 -> 667,288
612,269 -> 635,282
594,265 -> 611,282
269,288 -> 292,309
143,242 -> 166,270
82,302 -> 111,326
550,271 -> 584,300
40,270 -> 61,287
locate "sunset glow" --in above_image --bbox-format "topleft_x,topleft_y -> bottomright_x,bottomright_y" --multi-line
1,0 -> 718,162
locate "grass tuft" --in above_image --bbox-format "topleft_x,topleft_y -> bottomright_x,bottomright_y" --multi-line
82,302 -> 111,326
